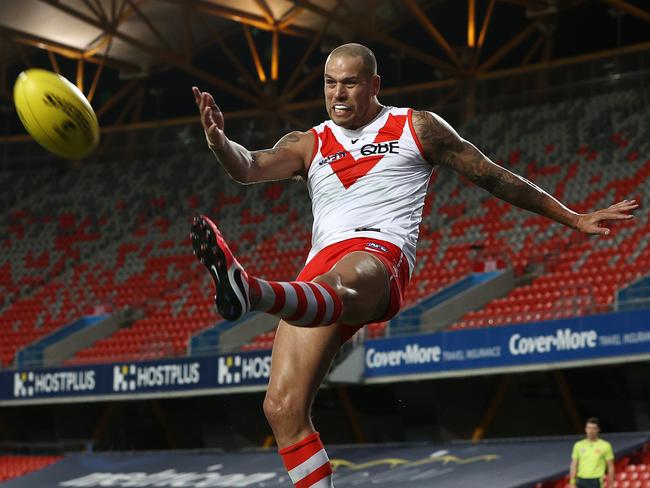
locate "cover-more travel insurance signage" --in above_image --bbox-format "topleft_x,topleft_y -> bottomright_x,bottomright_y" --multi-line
365,309 -> 650,380
2,310 -> 649,403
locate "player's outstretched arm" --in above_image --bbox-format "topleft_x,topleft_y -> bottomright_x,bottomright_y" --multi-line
411,110 -> 638,235
192,86 -> 313,184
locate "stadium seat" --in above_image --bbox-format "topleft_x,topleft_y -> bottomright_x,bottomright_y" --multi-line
2,86 -> 649,357
0,455 -> 62,482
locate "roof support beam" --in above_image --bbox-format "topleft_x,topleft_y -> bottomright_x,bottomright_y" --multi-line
600,0 -> 650,24
47,50 -> 60,75
403,0 -> 461,66
160,0 -> 313,38
468,0 -> 475,47
479,39 -> 650,79
522,34 -> 544,65
254,0 -> 276,25
110,0 -> 118,23
471,0 -> 496,69
281,63 -> 323,102
271,29 -> 279,81
97,80 -> 140,119
282,0 -> 342,98
84,0 -> 136,57
39,0 -> 260,104
196,15 -> 264,97
0,21 -> 135,72
477,0 -> 496,48
281,76 -> 458,112
91,0 -> 110,24
0,107 -> 269,144
277,5 -> 304,30
76,58 -> 84,92
80,0 -> 105,23
96,79 -> 139,118
278,40 -> 650,113
290,0 -> 456,74
125,0 -> 175,54
87,37 -> 113,103
478,20 -> 540,73
162,0 -> 271,31
243,25 -> 267,83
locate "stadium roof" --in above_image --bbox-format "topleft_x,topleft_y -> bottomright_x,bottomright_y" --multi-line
1,0 -> 650,134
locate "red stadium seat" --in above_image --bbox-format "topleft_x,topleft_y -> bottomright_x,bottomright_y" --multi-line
0,455 -> 62,482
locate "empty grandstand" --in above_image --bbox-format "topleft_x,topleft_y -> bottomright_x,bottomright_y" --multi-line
1,0 -> 650,486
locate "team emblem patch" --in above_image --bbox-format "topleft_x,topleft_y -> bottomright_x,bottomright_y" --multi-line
319,151 -> 347,166
365,242 -> 389,254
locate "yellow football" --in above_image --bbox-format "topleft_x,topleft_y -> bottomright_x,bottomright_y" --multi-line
13,68 -> 99,160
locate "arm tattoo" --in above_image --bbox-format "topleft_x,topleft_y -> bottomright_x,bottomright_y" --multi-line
411,109 -> 464,166
412,110 -> 577,228
250,131 -> 306,180
250,132 -> 301,164
212,132 -> 305,184
465,153 -> 548,215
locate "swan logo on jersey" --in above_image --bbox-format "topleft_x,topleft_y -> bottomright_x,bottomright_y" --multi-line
318,150 -> 348,166
360,140 -> 400,156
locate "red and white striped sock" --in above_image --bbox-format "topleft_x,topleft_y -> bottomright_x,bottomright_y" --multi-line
249,278 -> 343,326
279,432 -> 334,488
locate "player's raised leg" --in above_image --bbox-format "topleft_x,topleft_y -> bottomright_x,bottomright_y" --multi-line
190,214 -> 390,327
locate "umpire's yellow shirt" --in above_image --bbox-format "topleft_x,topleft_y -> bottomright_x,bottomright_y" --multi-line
572,439 -> 614,478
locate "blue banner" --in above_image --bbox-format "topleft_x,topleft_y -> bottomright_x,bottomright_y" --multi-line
3,309 -> 650,403
0,350 -> 272,404
365,309 -> 650,378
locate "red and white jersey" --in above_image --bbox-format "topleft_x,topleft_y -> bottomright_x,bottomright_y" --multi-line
306,106 -> 433,273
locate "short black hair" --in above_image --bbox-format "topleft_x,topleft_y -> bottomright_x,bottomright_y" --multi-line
586,417 -> 600,427
327,43 -> 378,79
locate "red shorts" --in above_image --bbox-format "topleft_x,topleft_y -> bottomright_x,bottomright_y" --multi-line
296,238 -> 410,343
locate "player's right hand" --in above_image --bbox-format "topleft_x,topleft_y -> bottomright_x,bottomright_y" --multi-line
575,199 -> 639,235
192,86 -> 226,150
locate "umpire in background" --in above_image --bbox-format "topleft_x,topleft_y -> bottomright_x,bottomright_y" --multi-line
569,417 -> 615,488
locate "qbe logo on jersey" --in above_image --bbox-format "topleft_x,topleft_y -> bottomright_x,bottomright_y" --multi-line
113,363 -> 200,392
218,354 -> 272,385
14,369 -> 96,398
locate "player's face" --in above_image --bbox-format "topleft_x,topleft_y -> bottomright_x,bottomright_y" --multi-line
585,422 -> 600,440
324,55 -> 380,129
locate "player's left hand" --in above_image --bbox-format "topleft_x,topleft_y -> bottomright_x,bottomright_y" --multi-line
575,199 -> 639,235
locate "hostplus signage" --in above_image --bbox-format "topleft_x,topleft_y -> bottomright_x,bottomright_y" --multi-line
112,362 -> 201,392
217,353 -> 272,385
1,311 -> 650,403
13,369 -> 96,398
0,352 -> 272,404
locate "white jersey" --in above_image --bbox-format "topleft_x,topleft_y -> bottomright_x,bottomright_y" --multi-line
306,106 -> 433,273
